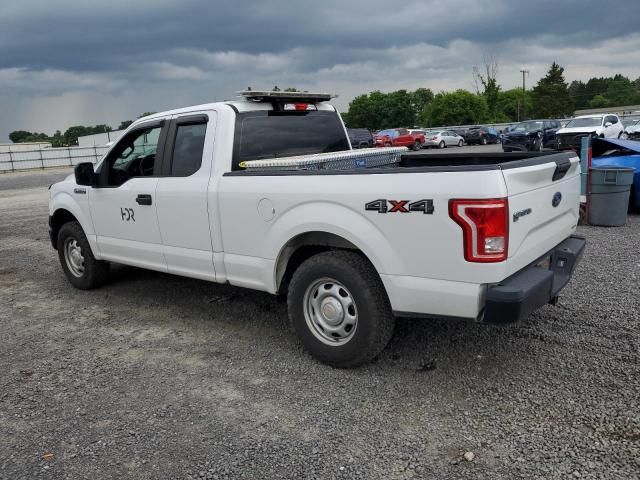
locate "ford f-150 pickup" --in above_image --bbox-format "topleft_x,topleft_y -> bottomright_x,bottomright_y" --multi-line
49,90 -> 585,367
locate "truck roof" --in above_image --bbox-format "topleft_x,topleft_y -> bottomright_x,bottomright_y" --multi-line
132,98 -> 336,126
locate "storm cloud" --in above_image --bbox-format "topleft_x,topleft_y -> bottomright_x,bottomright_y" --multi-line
2,0 -> 640,139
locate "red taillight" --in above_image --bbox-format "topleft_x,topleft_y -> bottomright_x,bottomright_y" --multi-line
431,136 -> 438,140
449,198 -> 509,262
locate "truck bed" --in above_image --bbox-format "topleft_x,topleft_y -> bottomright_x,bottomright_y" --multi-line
226,151 -> 576,176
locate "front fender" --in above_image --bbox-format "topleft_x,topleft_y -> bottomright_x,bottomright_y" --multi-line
50,191 -> 100,257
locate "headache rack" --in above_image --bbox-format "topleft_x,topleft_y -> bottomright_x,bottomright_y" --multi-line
238,90 -> 337,103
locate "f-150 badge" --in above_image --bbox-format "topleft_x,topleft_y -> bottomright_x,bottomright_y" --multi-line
365,199 -> 434,214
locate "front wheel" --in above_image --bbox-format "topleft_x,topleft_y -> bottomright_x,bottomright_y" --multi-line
57,221 -> 109,290
481,137 -> 488,145
287,251 -> 395,368
620,132 -> 628,139
457,140 -> 463,147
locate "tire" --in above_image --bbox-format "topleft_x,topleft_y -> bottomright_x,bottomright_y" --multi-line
57,221 -> 109,290
413,140 -> 421,151
480,137 -> 488,145
438,140 -> 445,149
287,251 -> 395,368
457,140 -> 463,147
619,132 -> 628,140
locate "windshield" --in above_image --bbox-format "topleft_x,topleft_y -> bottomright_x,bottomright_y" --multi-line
511,121 -> 544,132
565,117 -> 603,128
376,129 -> 398,138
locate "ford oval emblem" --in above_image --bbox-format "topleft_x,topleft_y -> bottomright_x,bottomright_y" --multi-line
552,192 -> 562,207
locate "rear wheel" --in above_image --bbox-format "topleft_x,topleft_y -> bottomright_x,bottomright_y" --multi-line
413,140 -> 421,151
481,137 -> 488,145
57,221 -> 109,290
438,140 -> 445,149
287,251 -> 395,368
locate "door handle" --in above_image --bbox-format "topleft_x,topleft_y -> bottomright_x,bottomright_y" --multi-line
136,194 -> 152,206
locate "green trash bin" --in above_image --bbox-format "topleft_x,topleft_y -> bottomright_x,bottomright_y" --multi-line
588,166 -> 634,226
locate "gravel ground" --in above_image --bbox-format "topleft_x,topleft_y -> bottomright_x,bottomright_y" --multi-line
0,167 -> 638,480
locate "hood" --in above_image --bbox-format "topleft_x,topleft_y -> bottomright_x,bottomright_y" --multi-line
625,124 -> 640,133
557,126 -> 601,135
591,137 -> 640,157
505,130 -> 538,137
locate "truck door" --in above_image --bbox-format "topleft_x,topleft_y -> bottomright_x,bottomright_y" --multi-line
155,113 -> 216,281
89,120 -> 167,271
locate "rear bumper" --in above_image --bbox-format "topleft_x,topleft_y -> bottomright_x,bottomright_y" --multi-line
483,234 -> 586,324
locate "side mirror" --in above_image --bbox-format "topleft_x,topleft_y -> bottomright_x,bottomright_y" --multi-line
604,122 -> 612,128
74,162 -> 96,186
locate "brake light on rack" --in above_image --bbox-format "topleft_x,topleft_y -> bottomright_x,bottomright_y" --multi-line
283,103 -> 317,111
449,198 -> 509,262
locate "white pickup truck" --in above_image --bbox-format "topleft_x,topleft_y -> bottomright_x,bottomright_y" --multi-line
49,90 -> 585,367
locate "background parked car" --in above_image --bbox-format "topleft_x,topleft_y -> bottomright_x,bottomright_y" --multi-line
347,128 -> 374,148
556,114 -> 625,150
621,118 -> 640,140
423,130 -> 465,148
374,128 -> 425,150
450,127 -> 469,141
502,119 -> 560,152
591,137 -> 640,211
464,126 -> 499,145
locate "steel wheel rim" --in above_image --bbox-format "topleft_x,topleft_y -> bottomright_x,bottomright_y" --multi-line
303,278 -> 358,346
63,238 -> 85,277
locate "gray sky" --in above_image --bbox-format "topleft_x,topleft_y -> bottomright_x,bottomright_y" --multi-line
2,0 -> 640,140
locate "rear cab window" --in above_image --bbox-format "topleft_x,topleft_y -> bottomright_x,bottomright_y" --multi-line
232,109 -> 350,170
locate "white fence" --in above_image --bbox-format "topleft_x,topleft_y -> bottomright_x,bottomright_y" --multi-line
0,146 -> 109,173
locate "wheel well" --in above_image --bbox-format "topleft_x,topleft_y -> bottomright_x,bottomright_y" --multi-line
50,209 -> 78,249
275,232 -> 370,294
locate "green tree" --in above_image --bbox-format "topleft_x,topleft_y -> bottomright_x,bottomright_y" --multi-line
588,94 -> 610,108
410,88 -> 434,123
605,74 -> 640,106
118,120 -> 133,130
9,130 -> 33,143
50,130 -> 65,147
531,62 -> 573,118
497,88 -> 533,122
473,56 -> 501,121
422,90 -> 488,126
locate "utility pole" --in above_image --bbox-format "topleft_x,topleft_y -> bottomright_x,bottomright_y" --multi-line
520,69 -> 529,120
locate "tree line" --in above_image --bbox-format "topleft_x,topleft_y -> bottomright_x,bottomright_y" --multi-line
342,62 -> 640,130
9,113 -> 155,147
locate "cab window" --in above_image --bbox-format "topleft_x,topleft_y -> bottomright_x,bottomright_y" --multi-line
170,123 -> 207,176
103,125 -> 162,187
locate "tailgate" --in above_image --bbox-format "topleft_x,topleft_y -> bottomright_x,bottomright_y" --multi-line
502,152 -> 581,275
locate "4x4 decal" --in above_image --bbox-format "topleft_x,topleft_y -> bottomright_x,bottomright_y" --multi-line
365,199 -> 434,214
